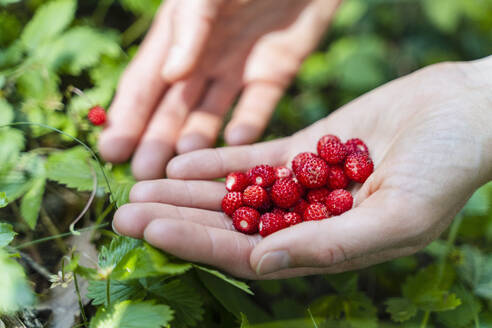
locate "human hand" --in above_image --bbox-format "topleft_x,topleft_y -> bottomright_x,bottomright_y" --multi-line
112,57 -> 492,279
98,0 -> 340,180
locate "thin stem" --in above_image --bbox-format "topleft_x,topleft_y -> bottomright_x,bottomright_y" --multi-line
122,15 -> 152,47
40,207 -> 68,253
69,86 -> 94,107
420,311 -> 430,328
73,273 -> 88,327
307,308 -> 319,328
6,248 -> 53,280
14,223 -> 109,250
91,203 -> 115,240
69,161 -> 98,235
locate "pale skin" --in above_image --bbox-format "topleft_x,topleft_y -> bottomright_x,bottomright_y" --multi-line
98,0 -> 340,180
113,56 -> 492,279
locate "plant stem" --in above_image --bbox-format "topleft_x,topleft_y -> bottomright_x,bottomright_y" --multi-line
73,273 -> 88,327
40,207 -> 68,253
91,203 -> 115,239
122,15 -> 152,47
420,311 -> 430,328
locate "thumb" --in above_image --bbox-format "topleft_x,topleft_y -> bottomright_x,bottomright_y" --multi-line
161,0 -> 223,81
250,191 -> 418,276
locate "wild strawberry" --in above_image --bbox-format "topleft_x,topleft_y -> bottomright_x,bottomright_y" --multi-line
275,166 -> 292,179
344,153 -> 374,183
270,178 -> 303,208
272,207 -> 287,216
259,212 -> 289,237
225,172 -> 248,192
221,192 -> 243,216
318,139 -> 347,164
303,202 -> 330,221
247,165 -> 276,187
88,106 -> 106,126
232,207 -> 260,234
292,199 -> 309,217
296,157 -> 330,188
326,189 -> 353,215
306,188 -> 331,204
243,185 -> 269,209
345,138 -> 369,156
317,134 -> 340,154
291,152 -> 317,174
284,212 -> 302,226
327,165 -> 349,190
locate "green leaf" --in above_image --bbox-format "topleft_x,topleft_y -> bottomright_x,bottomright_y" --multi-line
89,300 -> 173,328
194,264 -> 253,295
344,292 -> 378,328
0,222 -> 16,247
0,0 -> 21,6
46,146 -> 108,192
19,156 -> 46,229
0,128 -> 24,174
119,0 -> 161,16
240,313 -> 250,328
310,295 -> 344,319
0,248 -> 34,314
0,98 -> 14,125
326,272 -> 359,295
148,279 -> 204,328
111,243 -> 192,280
402,264 -> 460,311
457,246 -> 492,299
98,236 -> 142,270
421,0 -> 463,33
435,285 -> 482,328
462,184 -> 491,216
87,280 -> 146,306
0,192 -> 7,208
21,0 -> 77,51
385,298 -> 418,322
197,269 -> 270,323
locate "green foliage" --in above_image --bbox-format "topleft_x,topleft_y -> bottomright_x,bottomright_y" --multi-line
0,222 -> 16,247
89,300 -> 173,328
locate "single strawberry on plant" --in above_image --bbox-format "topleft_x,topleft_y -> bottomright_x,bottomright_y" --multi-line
345,138 -> 370,156
303,202 -> 330,221
221,192 -> 243,216
284,212 -> 302,226
325,189 -> 353,215
247,165 -> 276,187
232,207 -> 260,234
291,152 -> 317,174
225,172 -> 249,192
317,134 -> 340,154
318,138 -> 347,164
306,188 -> 331,204
88,105 -> 106,126
296,156 -> 330,188
259,212 -> 289,237
344,152 -> 374,183
243,185 -> 269,209
327,165 -> 349,190
270,178 -> 303,208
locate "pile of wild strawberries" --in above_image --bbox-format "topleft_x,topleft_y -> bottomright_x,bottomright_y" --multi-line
221,135 -> 374,236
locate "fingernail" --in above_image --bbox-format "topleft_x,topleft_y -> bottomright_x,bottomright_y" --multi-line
226,125 -> 257,145
255,250 -> 290,275
162,46 -> 185,81
112,220 -> 121,236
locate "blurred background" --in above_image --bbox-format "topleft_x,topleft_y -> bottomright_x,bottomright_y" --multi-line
1,0 -> 492,327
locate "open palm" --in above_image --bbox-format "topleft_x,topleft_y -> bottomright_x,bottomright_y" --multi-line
113,58 -> 492,279
98,0 -> 339,180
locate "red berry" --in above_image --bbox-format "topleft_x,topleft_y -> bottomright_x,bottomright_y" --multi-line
225,172 -> 249,192
306,188 -> 331,204
270,178 -> 303,208
303,203 -> 330,221
259,212 -> 289,237
284,212 -> 302,226
319,139 -> 347,164
317,134 -> 340,154
272,207 -> 287,216
274,166 -> 292,179
247,165 -> 276,187
296,157 -> 330,188
327,165 -> 349,190
221,192 -> 243,216
291,199 -> 309,217
326,189 -> 353,215
344,153 -> 374,183
243,185 -> 269,209
345,138 -> 369,156
88,106 -> 106,126
232,207 -> 260,234
291,152 -> 317,174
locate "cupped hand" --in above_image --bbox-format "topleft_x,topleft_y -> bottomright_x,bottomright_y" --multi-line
112,57 -> 492,279
98,0 -> 340,180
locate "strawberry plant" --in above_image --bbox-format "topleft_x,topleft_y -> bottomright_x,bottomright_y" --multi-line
1,0 -> 492,327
